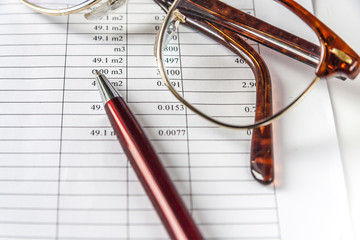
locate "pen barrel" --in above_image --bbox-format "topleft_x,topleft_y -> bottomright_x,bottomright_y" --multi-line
105,97 -> 203,240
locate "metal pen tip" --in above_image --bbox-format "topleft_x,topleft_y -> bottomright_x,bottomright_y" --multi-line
94,69 -> 101,76
93,69 -> 121,103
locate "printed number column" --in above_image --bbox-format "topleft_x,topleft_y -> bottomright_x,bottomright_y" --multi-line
126,2 -> 192,239
56,9 -> 128,239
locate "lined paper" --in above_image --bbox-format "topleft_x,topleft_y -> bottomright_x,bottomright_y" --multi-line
0,0 -> 352,239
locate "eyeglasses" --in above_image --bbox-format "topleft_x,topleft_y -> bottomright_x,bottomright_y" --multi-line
21,0 -> 360,184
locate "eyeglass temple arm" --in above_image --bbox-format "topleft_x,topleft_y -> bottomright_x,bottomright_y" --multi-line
183,15 -> 275,184
176,0 -> 320,67
277,0 -> 360,79
178,0 -> 359,80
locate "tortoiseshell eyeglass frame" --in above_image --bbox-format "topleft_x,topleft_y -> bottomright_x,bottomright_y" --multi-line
21,0 -> 360,184
154,0 -> 360,184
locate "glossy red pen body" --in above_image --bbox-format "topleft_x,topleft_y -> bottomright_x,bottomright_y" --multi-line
94,70 -> 203,240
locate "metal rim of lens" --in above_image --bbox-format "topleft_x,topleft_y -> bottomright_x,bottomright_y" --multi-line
155,0 -> 321,130
20,0 -> 102,16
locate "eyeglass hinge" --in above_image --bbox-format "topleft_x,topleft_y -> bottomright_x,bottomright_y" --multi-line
173,9 -> 186,23
330,48 -> 353,65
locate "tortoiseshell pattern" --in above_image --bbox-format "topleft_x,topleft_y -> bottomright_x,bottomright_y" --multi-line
154,0 -> 360,184
175,0 -> 321,66
277,0 -> 360,79
180,14 -> 274,182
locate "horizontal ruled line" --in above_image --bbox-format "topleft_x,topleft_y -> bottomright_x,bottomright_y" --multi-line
0,166 -> 250,171
0,221 -> 278,226
0,179 -> 254,183
0,192 -> 272,197
0,206 -> 275,211
0,139 -> 251,142
0,152 -> 250,155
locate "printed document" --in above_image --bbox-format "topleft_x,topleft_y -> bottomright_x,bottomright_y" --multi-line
0,0 -> 352,239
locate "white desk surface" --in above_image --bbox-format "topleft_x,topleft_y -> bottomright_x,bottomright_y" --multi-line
313,0 -> 360,238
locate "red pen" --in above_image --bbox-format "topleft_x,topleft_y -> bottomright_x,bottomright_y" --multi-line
94,70 -> 203,240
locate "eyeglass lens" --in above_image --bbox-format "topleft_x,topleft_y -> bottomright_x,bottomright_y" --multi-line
24,0 -> 87,9
159,0 -> 321,127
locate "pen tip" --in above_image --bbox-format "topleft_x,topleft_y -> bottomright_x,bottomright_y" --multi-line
94,69 -> 101,76
93,69 -> 121,102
